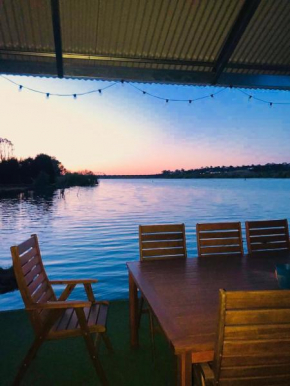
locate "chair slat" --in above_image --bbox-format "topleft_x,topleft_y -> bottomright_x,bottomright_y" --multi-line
22,255 -> 40,275
67,309 -> 79,330
200,238 -> 241,247
249,235 -> 288,243
197,222 -> 241,231
220,363 -> 290,378
28,272 -> 46,295
18,237 -> 35,255
199,231 -> 240,239
226,290 -> 290,309
225,324 -> 290,340
24,265 -> 42,285
225,309 -> 290,325
247,219 -> 288,228
219,375 -> 290,386
141,233 -> 183,241
250,241 -> 288,251
221,354 -> 290,368
31,281 -> 49,303
20,247 -> 38,266
37,288 -> 55,304
142,247 -> 185,258
97,304 -> 109,328
200,245 -> 242,255
56,308 -> 74,331
141,240 -> 184,249
88,304 -> 100,327
223,339 -> 290,356
140,224 -> 185,233
249,228 -> 287,236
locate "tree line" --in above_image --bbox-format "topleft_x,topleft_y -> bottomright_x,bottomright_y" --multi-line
0,153 -> 98,188
161,163 -> 290,178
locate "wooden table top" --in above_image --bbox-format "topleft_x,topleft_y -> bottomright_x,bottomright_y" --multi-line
127,252 -> 290,359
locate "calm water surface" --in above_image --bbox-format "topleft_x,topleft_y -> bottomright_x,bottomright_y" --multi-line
1,179 -> 290,310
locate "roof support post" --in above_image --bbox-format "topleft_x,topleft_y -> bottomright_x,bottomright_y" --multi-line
50,0 -> 63,78
212,0 -> 261,84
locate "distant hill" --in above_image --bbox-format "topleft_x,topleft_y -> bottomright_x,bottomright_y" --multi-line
99,163 -> 290,179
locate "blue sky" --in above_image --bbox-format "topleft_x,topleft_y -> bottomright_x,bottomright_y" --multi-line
0,75 -> 289,174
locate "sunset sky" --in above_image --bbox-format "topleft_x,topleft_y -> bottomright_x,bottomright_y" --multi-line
0,75 -> 289,175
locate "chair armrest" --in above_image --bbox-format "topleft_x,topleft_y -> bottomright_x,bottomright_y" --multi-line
50,279 -> 98,285
27,300 -> 91,310
200,363 -> 214,385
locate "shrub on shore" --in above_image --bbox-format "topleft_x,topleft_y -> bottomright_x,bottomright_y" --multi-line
57,171 -> 98,188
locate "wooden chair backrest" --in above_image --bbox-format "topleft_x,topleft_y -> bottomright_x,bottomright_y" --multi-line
246,219 -> 290,254
196,222 -> 244,257
139,224 -> 187,261
11,234 -> 56,332
213,289 -> 290,385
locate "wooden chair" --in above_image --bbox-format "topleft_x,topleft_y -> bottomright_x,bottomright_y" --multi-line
138,224 -> 187,357
11,234 -> 112,386
196,222 -> 244,257
193,289 -> 290,386
139,223 -> 187,261
246,219 -> 290,254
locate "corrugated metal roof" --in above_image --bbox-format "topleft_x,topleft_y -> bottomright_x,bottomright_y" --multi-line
0,0 -> 289,89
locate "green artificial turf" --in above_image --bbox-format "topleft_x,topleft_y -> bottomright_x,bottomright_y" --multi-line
0,301 -> 175,385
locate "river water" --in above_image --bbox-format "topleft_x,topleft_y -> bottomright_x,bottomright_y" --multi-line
1,178 -> 290,310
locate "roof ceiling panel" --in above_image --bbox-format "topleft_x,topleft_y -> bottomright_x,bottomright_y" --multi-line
0,0 -> 54,51
230,0 -> 290,67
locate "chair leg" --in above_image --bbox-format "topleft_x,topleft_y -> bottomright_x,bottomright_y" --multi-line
101,332 -> 114,353
13,336 -> 44,386
148,309 -> 156,363
83,332 -> 108,386
76,308 -> 108,386
138,295 -> 144,329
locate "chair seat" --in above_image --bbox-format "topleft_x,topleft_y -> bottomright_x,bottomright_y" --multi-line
49,302 -> 108,338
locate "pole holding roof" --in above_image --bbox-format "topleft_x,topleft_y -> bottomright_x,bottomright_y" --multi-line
50,0 -> 64,78
212,0 -> 262,85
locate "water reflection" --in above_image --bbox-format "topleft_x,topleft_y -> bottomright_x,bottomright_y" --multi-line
1,179 -> 290,311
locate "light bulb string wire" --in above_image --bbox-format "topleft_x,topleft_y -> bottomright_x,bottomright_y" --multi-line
1,75 -> 290,105
1,75 -> 118,96
127,83 -> 225,101
237,88 -> 290,105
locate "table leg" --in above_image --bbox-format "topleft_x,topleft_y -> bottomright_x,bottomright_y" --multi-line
176,352 -> 192,386
129,272 -> 139,348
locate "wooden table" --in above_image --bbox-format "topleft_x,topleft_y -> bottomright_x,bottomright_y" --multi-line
127,252 -> 290,386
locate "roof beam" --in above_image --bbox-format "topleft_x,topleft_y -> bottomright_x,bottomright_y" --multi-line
212,0 -> 262,84
1,50 -> 290,74
2,59 -> 290,90
50,0 -> 63,78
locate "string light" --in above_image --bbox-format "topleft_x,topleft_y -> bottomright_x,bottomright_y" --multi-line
1,75 -> 290,106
